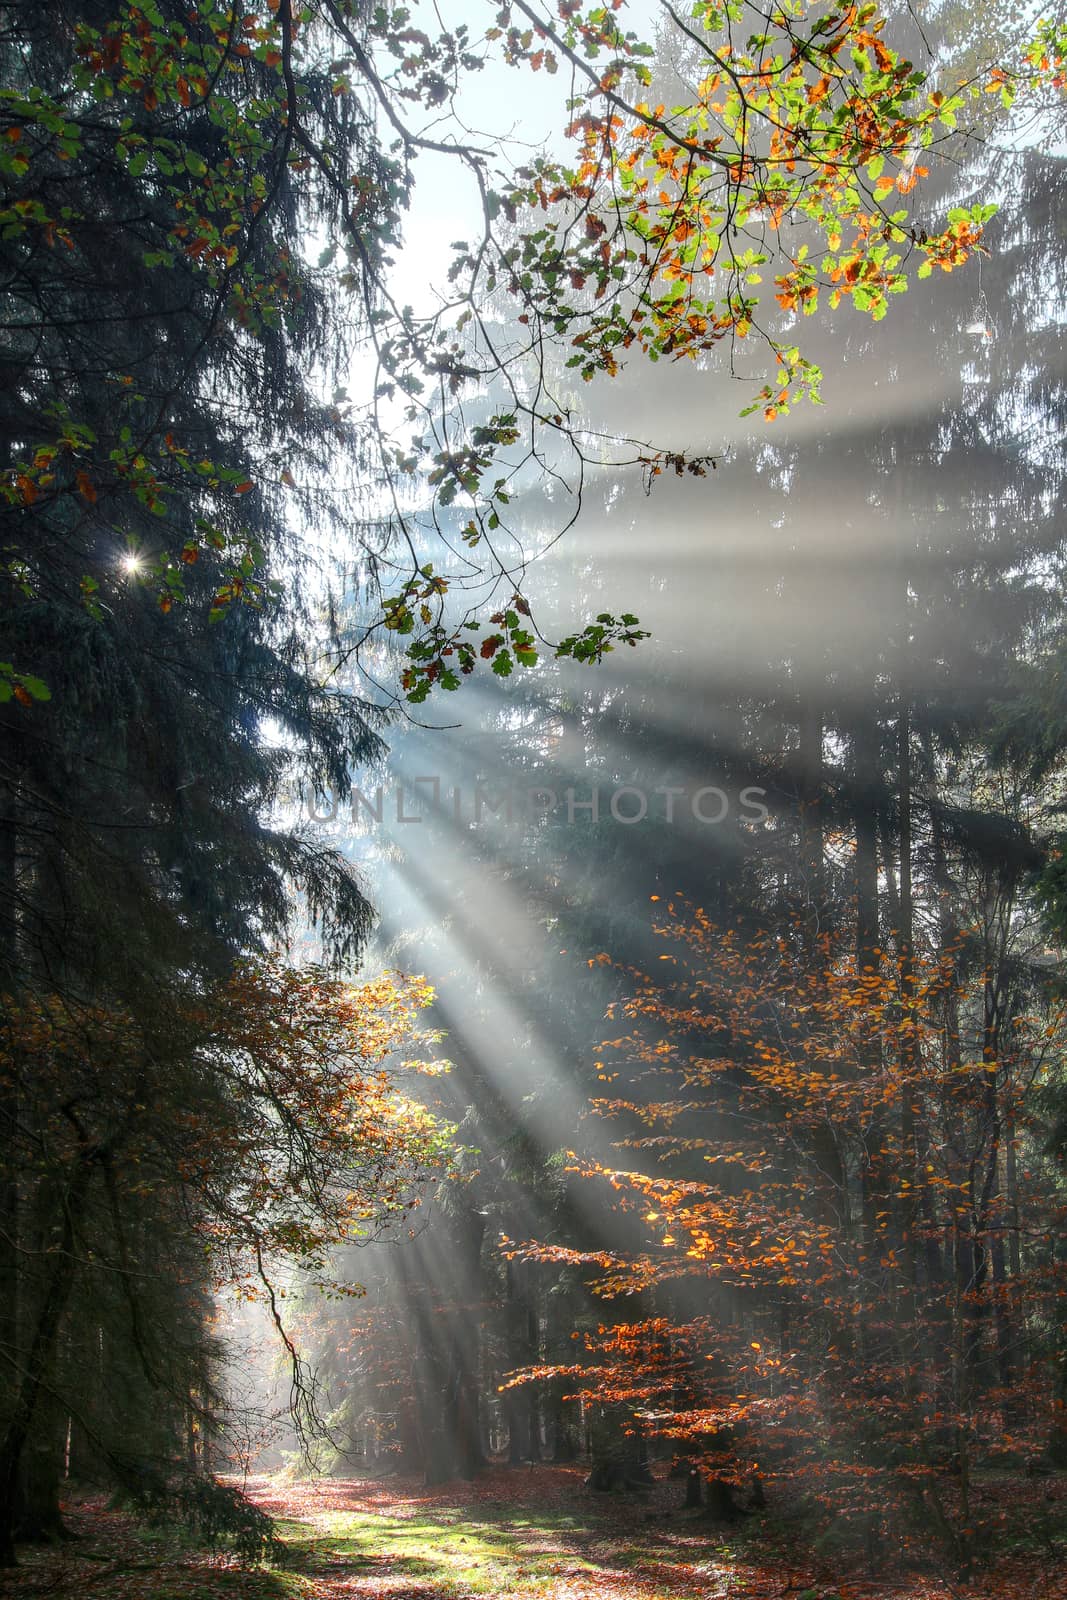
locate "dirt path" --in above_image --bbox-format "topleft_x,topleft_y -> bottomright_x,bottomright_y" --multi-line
0,1467 -> 1064,1600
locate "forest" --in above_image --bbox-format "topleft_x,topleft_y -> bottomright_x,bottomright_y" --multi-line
2,1 -> 1067,1598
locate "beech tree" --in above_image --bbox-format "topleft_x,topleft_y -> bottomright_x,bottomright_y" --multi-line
511,896 -> 1067,1561
0,961 -> 451,1563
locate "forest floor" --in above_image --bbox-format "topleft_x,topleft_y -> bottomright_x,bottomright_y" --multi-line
1,1464 -> 1066,1600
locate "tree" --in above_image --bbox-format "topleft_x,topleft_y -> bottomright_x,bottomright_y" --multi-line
0,960 -> 452,1563
0,0 -> 390,1551
2,0 -> 1049,712
515,896 -> 1067,1561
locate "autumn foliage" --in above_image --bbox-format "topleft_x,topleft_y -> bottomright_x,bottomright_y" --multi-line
3,0 -> 1063,706
0,961 -> 453,1557
1,963 -> 452,1297
515,902 -> 1067,1558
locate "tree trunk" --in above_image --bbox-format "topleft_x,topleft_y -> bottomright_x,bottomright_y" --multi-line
14,1398 -> 65,1544
852,716 -> 887,1275
797,698 -> 825,928
0,1158 -> 91,1566
704,1476 -> 744,1522
896,699 -> 920,1304
0,735 -> 20,1550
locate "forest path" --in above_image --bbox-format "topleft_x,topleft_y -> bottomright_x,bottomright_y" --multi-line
1,1466 -> 1065,1600
245,1466 -> 1044,1600
246,1464 -> 802,1600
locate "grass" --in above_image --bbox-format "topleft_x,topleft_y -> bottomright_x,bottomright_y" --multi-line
1,1464 -> 1066,1600
264,1479 -> 677,1597
244,1467 -> 760,1598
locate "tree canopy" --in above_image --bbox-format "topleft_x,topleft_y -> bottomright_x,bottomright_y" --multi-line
3,0 -> 1059,708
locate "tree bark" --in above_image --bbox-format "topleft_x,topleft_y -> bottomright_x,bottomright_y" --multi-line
0,1157 -> 92,1566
